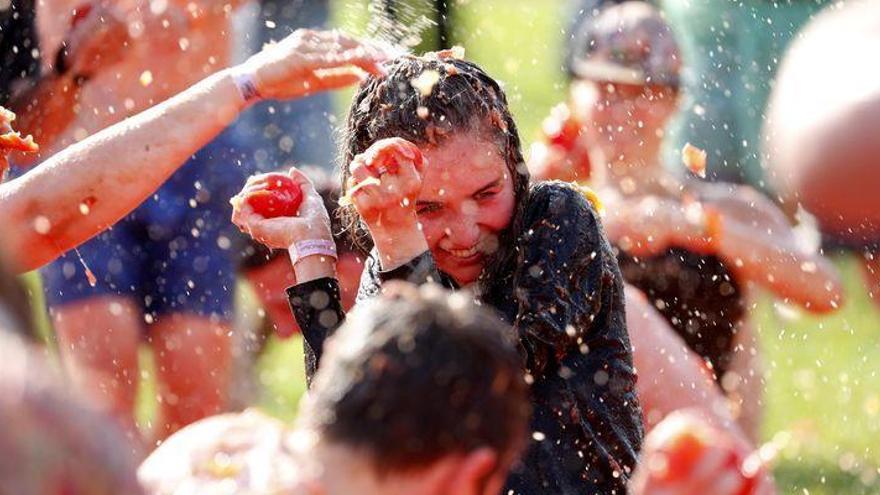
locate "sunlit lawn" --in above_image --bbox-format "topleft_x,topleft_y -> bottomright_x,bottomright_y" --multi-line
25,1 -> 880,493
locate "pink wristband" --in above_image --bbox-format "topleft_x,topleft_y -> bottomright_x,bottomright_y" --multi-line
231,68 -> 262,105
288,239 -> 337,267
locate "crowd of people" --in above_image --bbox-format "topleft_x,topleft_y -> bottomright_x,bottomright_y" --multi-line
0,0 -> 876,493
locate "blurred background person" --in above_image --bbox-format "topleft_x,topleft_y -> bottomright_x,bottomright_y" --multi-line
0,255 -> 144,495
561,1 -> 842,440
33,0 -> 248,442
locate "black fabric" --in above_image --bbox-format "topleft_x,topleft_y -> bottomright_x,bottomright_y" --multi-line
0,0 -> 40,105
286,277 -> 343,386
617,248 -> 746,380
288,182 -> 643,494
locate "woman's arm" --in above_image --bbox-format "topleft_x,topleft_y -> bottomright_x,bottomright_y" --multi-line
0,30 -> 387,273
706,187 -> 843,312
511,182 -> 643,490
604,188 -> 843,313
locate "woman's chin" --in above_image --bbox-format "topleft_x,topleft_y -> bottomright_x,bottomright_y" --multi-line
443,264 -> 483,287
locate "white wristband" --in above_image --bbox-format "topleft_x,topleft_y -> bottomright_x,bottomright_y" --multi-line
288,239 -> 337,267
231,67 -> 262,105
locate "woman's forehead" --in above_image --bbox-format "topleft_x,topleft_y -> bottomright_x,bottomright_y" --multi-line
419,135 -> 509,196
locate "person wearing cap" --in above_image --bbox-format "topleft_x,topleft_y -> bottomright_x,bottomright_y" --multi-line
562,0 -> 842,441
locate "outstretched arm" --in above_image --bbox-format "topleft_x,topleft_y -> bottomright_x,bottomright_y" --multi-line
0,30 -> 387,273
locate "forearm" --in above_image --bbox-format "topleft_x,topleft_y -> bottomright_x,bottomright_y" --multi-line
0,68 -> 245,272
718,221 -> 843,312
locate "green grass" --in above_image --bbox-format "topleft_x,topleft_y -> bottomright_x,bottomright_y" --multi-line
756,257 -> 880,494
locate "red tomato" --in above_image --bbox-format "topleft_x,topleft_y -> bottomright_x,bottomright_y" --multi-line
246,173 -> 303,218
658,428 -> 711,482
542,103 -> 583,151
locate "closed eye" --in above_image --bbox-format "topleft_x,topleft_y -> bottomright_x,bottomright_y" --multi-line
474,189 -> 498,201
417,203 -> 443,215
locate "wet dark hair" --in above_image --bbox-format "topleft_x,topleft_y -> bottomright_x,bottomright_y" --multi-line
339,54 -> 530,287
303,283 -> 531,473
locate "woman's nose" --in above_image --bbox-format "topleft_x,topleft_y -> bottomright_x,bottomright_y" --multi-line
446,210 -> 481,247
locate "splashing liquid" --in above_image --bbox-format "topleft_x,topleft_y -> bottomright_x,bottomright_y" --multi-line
74,248 -> 97,287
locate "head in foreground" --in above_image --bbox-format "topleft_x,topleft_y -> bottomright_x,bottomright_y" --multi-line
139,283 -> 530,495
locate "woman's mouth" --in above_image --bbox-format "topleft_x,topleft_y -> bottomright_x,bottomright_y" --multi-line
445,245 -> 482,262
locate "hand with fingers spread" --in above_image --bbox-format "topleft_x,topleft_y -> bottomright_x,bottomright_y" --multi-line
240,29 -> 391,101
231,168 -> 333,251
345,138 -> 429,269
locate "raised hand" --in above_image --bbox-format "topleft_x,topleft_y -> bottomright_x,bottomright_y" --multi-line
241,29 -> 391,100
345,137 -> 428,269
603,194 -> 719,257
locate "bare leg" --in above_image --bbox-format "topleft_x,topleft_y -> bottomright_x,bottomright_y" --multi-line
150,313 -> 232,439
53,295 -> 142,441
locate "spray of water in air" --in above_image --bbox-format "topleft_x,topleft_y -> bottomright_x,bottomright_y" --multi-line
336,0 -> 439,59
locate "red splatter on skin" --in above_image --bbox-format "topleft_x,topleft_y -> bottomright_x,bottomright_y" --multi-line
245,173 -> 303,218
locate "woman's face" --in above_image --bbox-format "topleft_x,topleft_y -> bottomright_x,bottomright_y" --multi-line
572,80 -> 677,161
415,132 -> 516,286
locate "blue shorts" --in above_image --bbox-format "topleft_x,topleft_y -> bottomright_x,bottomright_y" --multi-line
41,130 -> 251,322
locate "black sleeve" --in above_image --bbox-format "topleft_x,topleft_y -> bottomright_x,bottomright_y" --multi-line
286,278 -> 344,386
512,182 -> 617,370
355,250 -> 450,305
287,251 -> 446,386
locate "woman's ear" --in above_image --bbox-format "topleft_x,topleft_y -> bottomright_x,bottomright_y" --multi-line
445,447 -> 503,495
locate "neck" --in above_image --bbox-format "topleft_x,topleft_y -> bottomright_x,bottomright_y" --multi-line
596,135 -> 674,194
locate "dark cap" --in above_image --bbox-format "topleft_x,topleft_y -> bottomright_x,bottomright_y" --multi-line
570,1 -> 681,87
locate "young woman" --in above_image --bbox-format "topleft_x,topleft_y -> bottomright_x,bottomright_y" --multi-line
232,52 -> 643,492
561,1 -> 843,439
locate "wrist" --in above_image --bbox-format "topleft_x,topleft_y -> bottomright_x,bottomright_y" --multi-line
292,255 -> 337,284
228,65 -> 263,106
288,239 -> 338,284
371,224 -> 429,270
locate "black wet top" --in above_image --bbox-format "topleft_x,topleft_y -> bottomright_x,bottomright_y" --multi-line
617,248 -> 746,379
287,182 -> 643,494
